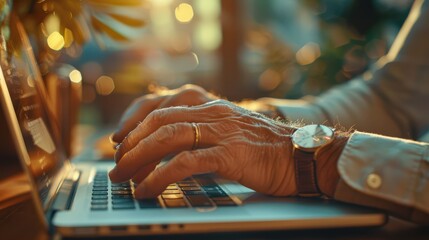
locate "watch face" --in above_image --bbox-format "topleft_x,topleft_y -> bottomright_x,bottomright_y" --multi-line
292,124 -> 334,152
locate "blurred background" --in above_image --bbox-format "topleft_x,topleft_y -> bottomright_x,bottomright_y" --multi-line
22,0 -> 413,128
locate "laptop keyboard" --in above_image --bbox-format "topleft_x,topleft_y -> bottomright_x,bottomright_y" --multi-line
90,171 -> 237,211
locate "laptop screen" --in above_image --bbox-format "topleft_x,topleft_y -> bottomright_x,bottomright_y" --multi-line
0,18 -> 66,210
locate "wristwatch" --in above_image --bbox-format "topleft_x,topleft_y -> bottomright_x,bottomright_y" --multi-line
291,124 -> 335,196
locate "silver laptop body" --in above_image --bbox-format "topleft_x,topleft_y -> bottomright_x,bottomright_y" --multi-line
0,17 -> 386,237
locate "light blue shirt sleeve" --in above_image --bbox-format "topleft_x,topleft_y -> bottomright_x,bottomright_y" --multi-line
268,0 -> 429,223
334,132 -> 429,223
274,0 -> 429,140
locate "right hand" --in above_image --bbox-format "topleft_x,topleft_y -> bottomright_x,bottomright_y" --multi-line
111,84 -> 217,143
109,100 -> 297,198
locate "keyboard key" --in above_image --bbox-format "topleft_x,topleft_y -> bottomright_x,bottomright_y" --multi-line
180,186 -> 201,191
166,185 -> 179,190
111,182 -> 130,187
206,191 -> 227,198
211,197 -> 237,206
112,199 -> 134,205
112,203 -> 136,210
162,189 -> 181,194
92,195 -> 108,200
93,183 -> 108,188
111,186 -> 131,191
92,191 -> 108,195
91,205 -> 108,211
111,190 -> 132,195
163,199 -> 187,208
186,195 -> 213,207
91,200 -> 108,205
162,194 -> 183,199
183,190 -> 205,195
177,183 -> 198,187
138,199 -> 162,209
111,195 -> 133,199
93,181 -> 108,186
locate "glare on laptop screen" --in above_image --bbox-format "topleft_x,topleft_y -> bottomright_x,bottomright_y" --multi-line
0,22 -> 66,210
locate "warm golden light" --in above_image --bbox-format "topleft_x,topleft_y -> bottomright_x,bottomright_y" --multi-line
69,69 -> 82,83
296,42 -> 321,65
175,3 -> 194,23
95,76 -> 115,96
47,31 -> 65,51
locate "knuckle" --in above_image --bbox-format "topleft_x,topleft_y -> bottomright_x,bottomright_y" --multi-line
176,86 -> 208,105
207,100 -> 233,113
180,87 -> 201,97
152,124 -> 180,144
146,108 -> 166,124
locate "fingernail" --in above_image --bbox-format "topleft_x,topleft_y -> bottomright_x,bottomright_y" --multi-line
114,146 -> 122,163
114,143 -> 121,150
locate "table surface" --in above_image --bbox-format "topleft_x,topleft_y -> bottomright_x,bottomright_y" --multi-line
1,196 -> 428,240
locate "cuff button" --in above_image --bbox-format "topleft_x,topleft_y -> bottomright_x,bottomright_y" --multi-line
366,173 -> 382,189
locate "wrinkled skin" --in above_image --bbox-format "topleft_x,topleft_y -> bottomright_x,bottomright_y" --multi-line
111,84 -> 283,144
109,100 -> 297,198
111,84 -> 216,144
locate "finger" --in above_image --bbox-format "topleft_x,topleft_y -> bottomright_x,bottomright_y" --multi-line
110,122 -> 218,183
134,147 -> 222,199
113,85 -> 213,143
114,103 -> 232,162
131,161 -> 158,183
158,86 -> 212,109
112,95 -> 163,143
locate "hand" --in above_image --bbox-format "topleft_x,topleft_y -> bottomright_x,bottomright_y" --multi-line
111,84 -> 217,143
109,100 -> 297,198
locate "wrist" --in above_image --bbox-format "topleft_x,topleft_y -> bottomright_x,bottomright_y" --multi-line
314,134 -> 349,197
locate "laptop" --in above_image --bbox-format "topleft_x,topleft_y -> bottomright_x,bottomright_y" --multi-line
0,17 -> 387,237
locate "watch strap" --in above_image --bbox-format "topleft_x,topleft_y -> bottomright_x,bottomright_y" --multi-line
294,149 -> 321,196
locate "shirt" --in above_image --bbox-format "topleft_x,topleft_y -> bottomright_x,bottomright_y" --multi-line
270,0 -> 429,223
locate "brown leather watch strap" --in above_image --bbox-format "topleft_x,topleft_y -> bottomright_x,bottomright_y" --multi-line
294,149 -> 321,196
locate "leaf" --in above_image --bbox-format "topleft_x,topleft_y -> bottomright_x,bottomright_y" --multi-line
85,0 -> 145,7
106,13 -> 145,27
90,16 -> 128,41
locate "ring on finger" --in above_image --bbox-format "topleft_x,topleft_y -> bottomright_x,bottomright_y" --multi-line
191,122 -> 201,150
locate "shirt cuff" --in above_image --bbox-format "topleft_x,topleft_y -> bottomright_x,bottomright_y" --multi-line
268,98 -> 327,124
335,131 -> 429,216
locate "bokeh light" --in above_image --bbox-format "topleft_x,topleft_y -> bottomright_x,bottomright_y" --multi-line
175,3 -> 194,23
259,68 -> 282,91
47,31 -> 65,51
95,76 -> 115,96
69,69 -> 82,83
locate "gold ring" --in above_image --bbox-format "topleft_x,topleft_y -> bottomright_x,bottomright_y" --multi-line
191,122 -> 201,150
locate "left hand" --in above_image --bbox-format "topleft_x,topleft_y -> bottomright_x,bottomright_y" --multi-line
109,100 -> 297,198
